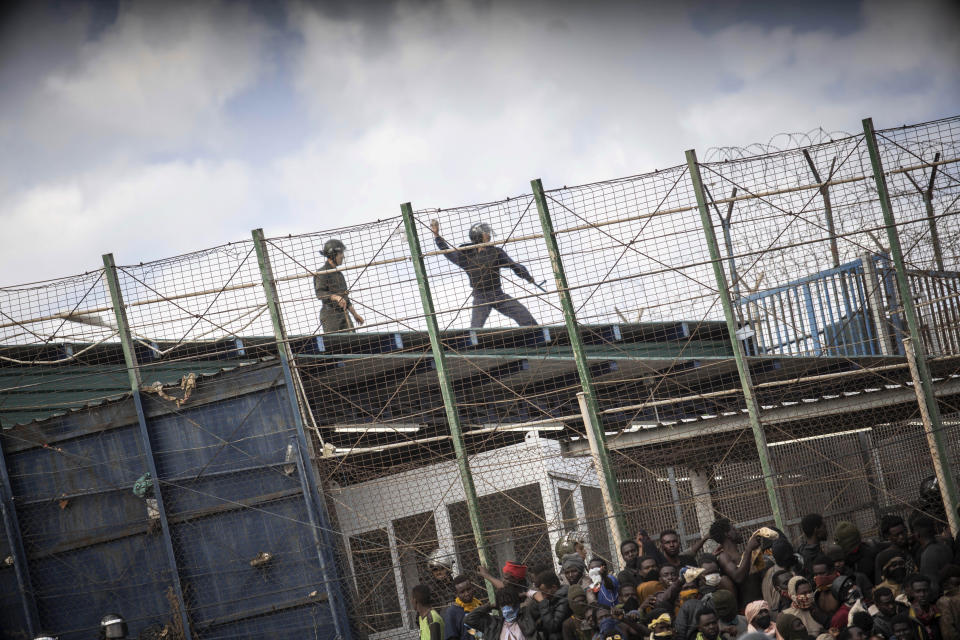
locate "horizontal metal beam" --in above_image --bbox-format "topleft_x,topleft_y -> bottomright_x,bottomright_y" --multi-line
562,377 -> 960,455
196,591 -> 330,631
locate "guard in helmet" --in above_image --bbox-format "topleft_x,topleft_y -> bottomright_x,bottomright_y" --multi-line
99,613 -> 128,639
426,548 -> 457,606
314,239 -> 366,334
555,531 -> 588,563
430,220 -> 539,328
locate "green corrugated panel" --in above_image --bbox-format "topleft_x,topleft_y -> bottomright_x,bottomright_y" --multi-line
0,359 -> 256,428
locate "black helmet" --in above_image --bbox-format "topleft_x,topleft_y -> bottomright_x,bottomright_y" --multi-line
830,574 -> 855,602
919,475 -> 940,501
100,613 -> 128,639
469,223 -> 492,244
322,239 -> 346,259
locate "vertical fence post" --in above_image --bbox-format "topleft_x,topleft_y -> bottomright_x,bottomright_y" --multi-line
250,229 -> 354,639
685,151 -> 785,530
0,443 -> 38,637
862,119 -> 960,537
666,466 -> 688,542
102,254 -> 194,640
399,204 -> 496,602
530,179 -> 630,551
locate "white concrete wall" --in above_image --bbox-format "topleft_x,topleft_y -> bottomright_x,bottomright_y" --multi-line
329,435 -> 604,639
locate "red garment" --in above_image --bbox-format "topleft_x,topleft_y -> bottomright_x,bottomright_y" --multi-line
503,561 -> 527,581
830,604 -> 851,630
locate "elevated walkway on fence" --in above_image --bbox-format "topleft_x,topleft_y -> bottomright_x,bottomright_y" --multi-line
5,318 -> 954,479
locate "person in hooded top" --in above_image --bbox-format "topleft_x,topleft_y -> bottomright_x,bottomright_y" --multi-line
833,523 -> 876,589
874,552 -> 909,598
562,554 -> 594,591
776,613 -> 812,640
782,576 -> 830,637
562,585 -> 593,640
746,600 -> 777,638
711,589 -> 747,639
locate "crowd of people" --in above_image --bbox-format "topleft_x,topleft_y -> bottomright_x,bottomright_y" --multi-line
411,507 -> 960,640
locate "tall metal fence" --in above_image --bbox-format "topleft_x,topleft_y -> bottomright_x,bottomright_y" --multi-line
1,115 -> 959,639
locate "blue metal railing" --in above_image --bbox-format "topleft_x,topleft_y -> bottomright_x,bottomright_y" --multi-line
739,256 -> 896,357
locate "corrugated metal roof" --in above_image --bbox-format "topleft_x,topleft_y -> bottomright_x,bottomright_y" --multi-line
0,358 -> 264,428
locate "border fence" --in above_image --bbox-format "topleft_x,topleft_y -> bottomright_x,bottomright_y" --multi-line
1,115 -> 959,639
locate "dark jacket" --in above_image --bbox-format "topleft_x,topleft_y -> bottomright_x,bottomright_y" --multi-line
535,586 -> 570,640
465,603 -> 538,639
442,603 -> 468,640
435,236 -> 533,295
844,543 -> 877,587
313,265 -> 350,307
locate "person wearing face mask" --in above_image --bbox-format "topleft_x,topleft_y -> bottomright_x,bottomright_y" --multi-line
698,559 -> 737,597
674,562 -> 732,640
783,576 -> 830,637
746,601 -> 777,638
648,612 -> 674,640
829,574 -> 867,630
776,612 -> 813,640
875,516 -> 918,585
875,555 -> 909,598
811,556 -> 841,616
465,587 -> 537,639
563,585 -> 594,640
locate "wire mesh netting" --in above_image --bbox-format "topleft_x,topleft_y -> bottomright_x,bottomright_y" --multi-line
1,114 -> 959,640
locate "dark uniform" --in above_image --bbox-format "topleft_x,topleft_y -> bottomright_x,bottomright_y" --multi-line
314,266 -> 353,333
434,236 -> 538,328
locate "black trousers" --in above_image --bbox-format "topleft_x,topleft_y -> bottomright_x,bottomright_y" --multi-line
320,305 -> 353,334
471,291 -> 537,328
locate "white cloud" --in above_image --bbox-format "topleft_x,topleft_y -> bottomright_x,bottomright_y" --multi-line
1,160 -> 261,285
2,0 -> 271,181
1,0 -> 958,287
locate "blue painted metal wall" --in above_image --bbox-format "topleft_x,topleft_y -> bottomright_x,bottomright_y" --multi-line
0,361 -> 347,640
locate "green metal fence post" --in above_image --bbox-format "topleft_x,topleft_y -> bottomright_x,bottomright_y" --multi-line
251,229 -> 353,639
684,152 -> 785,531
862,119 -> 960,537
399,204 -> 496,602
102,254 -> 195,640
530,179 -> 630,552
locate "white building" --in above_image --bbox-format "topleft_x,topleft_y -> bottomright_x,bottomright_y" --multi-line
329,433 -> 614,639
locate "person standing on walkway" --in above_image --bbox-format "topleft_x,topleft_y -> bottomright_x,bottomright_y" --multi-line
430,219 -> 539,328
314,239 -> 365,333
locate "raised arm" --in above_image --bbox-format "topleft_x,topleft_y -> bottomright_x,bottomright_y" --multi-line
431,220 -> 468,269
717,534 -> 760,584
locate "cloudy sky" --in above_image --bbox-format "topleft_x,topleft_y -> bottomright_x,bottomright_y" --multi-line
1,0 -> 958,286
